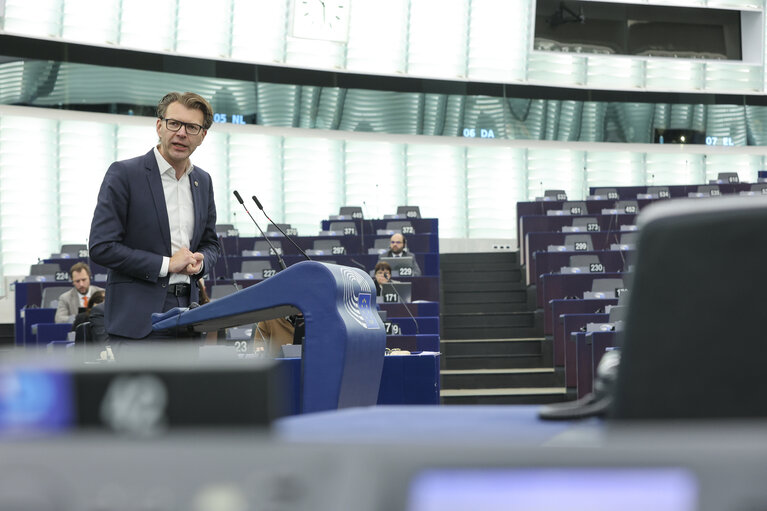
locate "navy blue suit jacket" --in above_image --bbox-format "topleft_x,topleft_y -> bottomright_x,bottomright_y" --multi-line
89,149 -> 220,338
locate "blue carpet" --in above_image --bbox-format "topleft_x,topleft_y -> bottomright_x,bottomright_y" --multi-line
275,405 -> 601,445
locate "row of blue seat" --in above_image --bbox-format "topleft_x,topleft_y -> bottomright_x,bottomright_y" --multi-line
18,213 -> 442,352
14,279 -> 442,350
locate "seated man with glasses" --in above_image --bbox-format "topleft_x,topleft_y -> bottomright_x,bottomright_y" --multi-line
381,232 -> 422,276
89,91 -> 220,347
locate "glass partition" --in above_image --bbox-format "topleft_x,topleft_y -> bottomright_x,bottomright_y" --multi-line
1,56 -> 767,146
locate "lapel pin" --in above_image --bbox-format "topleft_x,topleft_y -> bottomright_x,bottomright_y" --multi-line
194,180 -> 199,187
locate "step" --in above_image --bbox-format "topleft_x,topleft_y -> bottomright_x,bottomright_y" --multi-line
442,325 -> 542,340
442,310 -> 543,340
440,387 -> 568,405
441,302 -> 530,314
441,252 -> 519,267
441,338 -> 544,357
441,354 -> 549,370
442,312 -> 536,329
441,289 -> 526,305
441,281 -> 525,293
441,367 -> 563,389
441,269 -> 522,284
441,338 -> 553,370
0,322 -> 14,347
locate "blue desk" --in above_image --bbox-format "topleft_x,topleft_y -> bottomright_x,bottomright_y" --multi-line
573,330 -> 618,398
320,218 -> 439,237
13,283 -> 64,345
573,332 -> 590,398
387,316 -> 439,336
379,301 -> 439,317
516,199 -> 620,254
589,331 -> 618,395
541,272 -> 626,321
387,334 -> 440,352
278,352 -> 440,415
530,250 -> 632,288
32,323 -> 71,348
526,232 -> 622,285
548,298 -> 617,336
213,253 -> 440,279
587,183 -> 751,199
212,275 -> 440,303
519,214 -> 637,266
560,313 -> 608,387
20,308 -> 55,347
220,231 -> 439,257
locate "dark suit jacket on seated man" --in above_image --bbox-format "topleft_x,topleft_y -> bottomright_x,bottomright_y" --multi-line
88,91 -> 220,340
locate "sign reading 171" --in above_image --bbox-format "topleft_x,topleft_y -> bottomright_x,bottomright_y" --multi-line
214,113 -> 246,124
463,128 -> 495,138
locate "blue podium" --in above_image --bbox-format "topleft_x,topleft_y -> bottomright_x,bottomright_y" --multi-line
152,261 -> 386,413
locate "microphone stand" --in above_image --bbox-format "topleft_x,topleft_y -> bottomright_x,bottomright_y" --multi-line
232,191 -> 287,271
252,195 -> 312,261
387,278 -> 420,335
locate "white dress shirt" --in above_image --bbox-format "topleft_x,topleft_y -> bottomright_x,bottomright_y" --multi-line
154,146 -> 195,285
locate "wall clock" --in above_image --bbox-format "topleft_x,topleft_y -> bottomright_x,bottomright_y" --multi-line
292,0 -> 351,42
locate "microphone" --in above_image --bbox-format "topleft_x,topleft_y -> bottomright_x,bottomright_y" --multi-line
251,195 -> 312,261
217,233 -> 240,293
233,191 -> 287,271
387,278 -> 419,335
348,204 -> 365,256
603,207 -> 627,272
348,258 -> 368,271
361,200 -> 375,254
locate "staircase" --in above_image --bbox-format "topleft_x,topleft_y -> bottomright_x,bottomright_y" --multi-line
439,252 -> 567,405
0,323 -> 15,352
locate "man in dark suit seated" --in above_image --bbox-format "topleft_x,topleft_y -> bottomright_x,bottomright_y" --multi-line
88,91 -> 220,347
386,233 -> 410,258
382,233 -> 422,276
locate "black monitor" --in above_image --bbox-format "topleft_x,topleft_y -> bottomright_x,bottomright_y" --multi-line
378,256 -> 415,277
378,282 -> 412,304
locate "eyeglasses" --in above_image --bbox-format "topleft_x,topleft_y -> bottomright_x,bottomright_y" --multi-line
161,117 -> 204,136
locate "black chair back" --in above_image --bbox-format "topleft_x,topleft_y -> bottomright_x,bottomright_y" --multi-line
612,196 -> 767,419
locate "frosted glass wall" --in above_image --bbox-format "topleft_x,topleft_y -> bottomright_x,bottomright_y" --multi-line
2,106 -> 766,281
1,0 -> 764,94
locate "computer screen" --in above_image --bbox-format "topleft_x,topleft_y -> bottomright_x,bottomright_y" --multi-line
378,256 -> 415,276
407,467 -> 697,511
378,282 -> 412,303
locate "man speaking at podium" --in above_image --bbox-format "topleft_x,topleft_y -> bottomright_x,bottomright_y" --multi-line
89,92 -> 219,343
